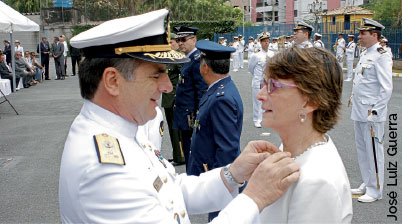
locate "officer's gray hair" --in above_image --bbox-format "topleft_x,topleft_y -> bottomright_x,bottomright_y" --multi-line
79,57 -> 140,100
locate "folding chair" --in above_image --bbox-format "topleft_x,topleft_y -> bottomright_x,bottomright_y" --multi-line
0,88 -> 19,116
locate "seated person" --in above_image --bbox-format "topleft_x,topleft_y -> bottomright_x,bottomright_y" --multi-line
30,52 -> 44,81
257,47 -> 353,223
0,51 -> 20,90
14,51 -> 35,88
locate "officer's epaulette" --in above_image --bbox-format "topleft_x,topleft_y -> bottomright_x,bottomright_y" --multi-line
377,47 -> 387,54
194,53 -> 200,60
216,84 -> 225,97
93,133 -> 125,165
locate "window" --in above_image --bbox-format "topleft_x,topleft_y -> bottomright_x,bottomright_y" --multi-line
244,6 -> 247,11
344,15 -> 350,30
332,16 -> 336,25
275,11 -> 279,21
294,10 -> 298,17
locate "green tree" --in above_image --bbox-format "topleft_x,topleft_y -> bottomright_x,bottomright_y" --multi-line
363,0 -> 402,27
6,0 -> 41,13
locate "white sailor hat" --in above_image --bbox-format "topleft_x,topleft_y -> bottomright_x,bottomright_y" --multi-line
259,32 -> 270,40
314,33 -> 322,37
359,18 -> 385,31
294,21 -> 314,32
381,38 -> 388,43
69,9 -> 189,64
348,34 -> 355,38
233,36 -> 239,39
196,40 -> 235,60
219,36 -> 224,39
173,26 -> 199,38
248,36 -> 254,40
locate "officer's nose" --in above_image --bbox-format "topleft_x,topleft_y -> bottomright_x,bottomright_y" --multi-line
159,73 -> 173,93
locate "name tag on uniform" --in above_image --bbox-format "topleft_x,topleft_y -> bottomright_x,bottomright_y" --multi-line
93,133 -> 125,165
153,176 -> 163,192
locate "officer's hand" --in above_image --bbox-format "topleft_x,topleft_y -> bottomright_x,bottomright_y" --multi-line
367,111 -> 378,122
242,152 -> 300,212
230,141 -> 280,183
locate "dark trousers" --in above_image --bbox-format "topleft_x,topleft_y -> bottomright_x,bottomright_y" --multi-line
179,129 -> 193,170
64,57 -> 67,75
55,56 -> 65,79
41,55 -> 49,79
164,107 -> 185,163
71,56 -> 81,76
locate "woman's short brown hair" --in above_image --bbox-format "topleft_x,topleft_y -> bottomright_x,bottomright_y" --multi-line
265,47 -> 343,134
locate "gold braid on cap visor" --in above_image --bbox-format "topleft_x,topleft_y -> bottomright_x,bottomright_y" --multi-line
359,25 -> 377,30
144,50 -> 186,61
115,44 -> 172,55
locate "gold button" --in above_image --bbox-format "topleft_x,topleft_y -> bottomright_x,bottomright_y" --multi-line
181,210 -> 186,217
163,177 -> 168,183
142,144 -> 146,148
170,200 -> 174,204
174,173 -> 177,177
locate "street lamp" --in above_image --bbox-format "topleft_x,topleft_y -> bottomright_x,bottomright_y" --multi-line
308,0 -> 323,33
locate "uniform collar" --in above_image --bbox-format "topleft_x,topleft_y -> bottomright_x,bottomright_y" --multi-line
207,75 -> 230,91
367,42 -> 380,53
81,100 -> 138,138
186,47 -> 198,57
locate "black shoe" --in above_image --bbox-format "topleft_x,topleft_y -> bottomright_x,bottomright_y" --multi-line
171,161 -> 185,166
23,84 -> 30,88
45,78 -> 51,80
61,77 -> 65,80
167,159 -> 174,162
55,78 -> 60,80
72,74 -> 76,76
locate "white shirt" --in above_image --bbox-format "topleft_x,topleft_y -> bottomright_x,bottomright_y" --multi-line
297,40 -> 313,48
232,42 -> 240,55
137,106 -> 164,151
269,43 -> 279,53
248,49 -> 275,86
15,46 -> 24,55
62,41 -> 68,57
246,42 -> 255,55
336,38 -> 346,55
345,41 -> 356,61
238,39 -> 245,52
59,100 -> 260,224
260,136 -> 353,223
351,42 -> 393,122
313,40 -> 325,49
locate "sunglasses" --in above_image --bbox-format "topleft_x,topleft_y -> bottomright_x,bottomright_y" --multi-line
176,36 -> 194,43
262,78 -> 297,94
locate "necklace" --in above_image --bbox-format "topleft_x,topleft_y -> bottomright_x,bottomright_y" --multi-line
293,134 -> 329,160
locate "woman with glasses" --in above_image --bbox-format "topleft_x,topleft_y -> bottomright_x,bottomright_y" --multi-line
257,47 -> 353,223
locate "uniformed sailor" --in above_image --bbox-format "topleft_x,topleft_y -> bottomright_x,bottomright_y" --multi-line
345,34 -> 356,81
284,36 -> 291,49
350,18 -> 393,203
269,37 -> 279,53
248,32 -> 275,128
187,40 -> 244,221
313,33 -> 325,49
254,36 -> 262,53
380,38 -> 393,58
232,36 -> 240,72
172,25 -> 208,169
245,36 -> 255,59
238,34 -> 245,69
162,33 -> 185,165
293,21 -> 314,48
59,9 -> 300,223
336,33 -> 346,69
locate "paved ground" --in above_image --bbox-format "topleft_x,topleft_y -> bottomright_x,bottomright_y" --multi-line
0,58 -> 401,223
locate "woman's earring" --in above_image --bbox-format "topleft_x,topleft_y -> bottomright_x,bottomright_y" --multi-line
299,110 -> 306,123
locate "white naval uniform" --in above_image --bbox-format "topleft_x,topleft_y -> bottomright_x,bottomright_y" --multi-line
239,39 -> 245,68
246,42 -> 255,59
254,42 -> 261,53
248,49 -> 275,126
336,38 -> 346,69
345,41 -> 356,80
269,43 -> 278,53
284,42 -> 291,49
59,100 -> 260,224
232,41 -> 240,71
313,40 -> 325,49
137,106 -> 164,151
260,136 -> 353,223
385,46 -> 393,58
350,42 -> 393,199
296,40 -> 313,48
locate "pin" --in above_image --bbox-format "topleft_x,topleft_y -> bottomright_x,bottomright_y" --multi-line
181,211 -> 186,217
154,150 -> 167,168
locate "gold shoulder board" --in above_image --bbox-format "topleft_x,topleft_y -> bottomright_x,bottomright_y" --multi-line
377,47 -> 386,54
93,133 -> 125,165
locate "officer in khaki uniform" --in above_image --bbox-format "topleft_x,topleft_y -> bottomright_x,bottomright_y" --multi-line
350,18 -> 393,203
59,9 -> 300,223
162,33 -> 185,165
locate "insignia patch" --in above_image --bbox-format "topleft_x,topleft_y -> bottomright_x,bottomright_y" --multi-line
93,134 -> 125,165
377,47 -> 386,54
159,121 -> 164,137
194,53 -> 200,60
153,176 -> 163,192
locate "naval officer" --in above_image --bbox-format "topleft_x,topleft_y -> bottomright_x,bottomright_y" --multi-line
187,40 -> 244,221
313,33 -> 325,49
59,9 -> 300,223
248,32 -> 275,128
350,18 -> 393,203
172,25 -> 208,169
293,21 -> 314,48
345,34 -> 356,82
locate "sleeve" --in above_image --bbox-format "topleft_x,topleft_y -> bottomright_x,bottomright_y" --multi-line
373,53 -> 393,114
210,98 -> 241,168
346,44 -> 355,54
248,54 -> 257,74
288,178 -> 348,223
178,168 -> 260,224
192,60 -> 208,109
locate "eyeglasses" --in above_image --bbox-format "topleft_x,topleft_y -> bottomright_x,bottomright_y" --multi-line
262,78 -> 297,94
176,36 -> 194,43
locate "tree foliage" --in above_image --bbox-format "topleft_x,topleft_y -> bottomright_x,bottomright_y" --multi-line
363,0 -> 402,27
6,0 -> 42,13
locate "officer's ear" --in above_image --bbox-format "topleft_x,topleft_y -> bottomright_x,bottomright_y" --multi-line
102,67 -> 120,97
